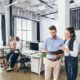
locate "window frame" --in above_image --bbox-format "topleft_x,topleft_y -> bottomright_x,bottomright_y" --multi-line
16,17 -> 33,42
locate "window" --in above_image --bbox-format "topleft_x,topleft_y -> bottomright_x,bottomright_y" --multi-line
70,8 -> 80,30
16,17 -> 32,42
16,18 -> 22,40
16,18 -> 22,30
0,15 -> 2,43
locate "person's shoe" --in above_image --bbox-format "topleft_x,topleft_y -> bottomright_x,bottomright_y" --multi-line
2,65 -> 8,70
6,67 -> 13,72
2,66 -> 8,70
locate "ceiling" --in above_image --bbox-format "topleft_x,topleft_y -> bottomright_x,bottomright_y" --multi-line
12,0 -> 58,15
0,0 -> 58,19
0,0 -> 80,19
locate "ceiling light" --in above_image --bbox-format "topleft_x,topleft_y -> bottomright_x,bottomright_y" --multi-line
70,0 -> 74,4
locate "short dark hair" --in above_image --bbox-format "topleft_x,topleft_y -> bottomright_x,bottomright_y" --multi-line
49,25 -> 56,31
16,36 -> 20,41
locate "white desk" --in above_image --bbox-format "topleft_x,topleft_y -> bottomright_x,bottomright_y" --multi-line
0,45 -> 9,49
21,49 -> 44,74
21,49 -> 38,58
31,54 -> 44,75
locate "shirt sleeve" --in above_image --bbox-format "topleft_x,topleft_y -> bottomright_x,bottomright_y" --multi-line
44,39 -> 48,50
60,39 -> 64,47
69,40 -> 79,57
61,40 -> 65,46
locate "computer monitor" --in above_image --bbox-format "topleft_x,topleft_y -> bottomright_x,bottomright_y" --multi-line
30,42 -> 39,51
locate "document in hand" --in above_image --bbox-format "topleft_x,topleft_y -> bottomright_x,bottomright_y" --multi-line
49,50 -> 64,55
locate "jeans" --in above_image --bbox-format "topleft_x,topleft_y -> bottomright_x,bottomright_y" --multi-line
6,50 -> 19,68
65,56 -> 78,80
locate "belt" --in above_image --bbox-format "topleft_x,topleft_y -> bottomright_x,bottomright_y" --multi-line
48,58 -> 60,61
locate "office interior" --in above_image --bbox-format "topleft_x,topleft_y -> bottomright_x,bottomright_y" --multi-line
0,0 -> 80,80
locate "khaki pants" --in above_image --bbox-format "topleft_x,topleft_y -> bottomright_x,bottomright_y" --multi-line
44,58 -> 61,80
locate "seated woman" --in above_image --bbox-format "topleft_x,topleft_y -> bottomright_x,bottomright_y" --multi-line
2,36 -> 16,69
6,36 -> 21,71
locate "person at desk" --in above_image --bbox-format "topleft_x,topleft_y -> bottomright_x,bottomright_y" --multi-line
16,36 -> 21,51
60,27 -> 78,80
2,36 -> 16,69
44,25 -> 64,80
6,36 -> 21,71
9,36 -> 16,50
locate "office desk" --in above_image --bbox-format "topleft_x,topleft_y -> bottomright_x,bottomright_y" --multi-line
21,49 -> 44,74
0,46 -> 9,49
21,49 -> 37,58
0,46 -> 10,55
31,54 -> 44,74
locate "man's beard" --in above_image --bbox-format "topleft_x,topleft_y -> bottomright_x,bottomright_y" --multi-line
52,35 -> 57,39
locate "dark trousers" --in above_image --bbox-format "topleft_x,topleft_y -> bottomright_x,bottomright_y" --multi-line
6,50 -> 19,68
65,56 -> 78,80
10,53 -> 19,68
6,50 -> 14,61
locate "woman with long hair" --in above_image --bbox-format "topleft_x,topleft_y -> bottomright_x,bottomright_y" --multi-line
6,36 -> 21,71
60,27 -> 78,80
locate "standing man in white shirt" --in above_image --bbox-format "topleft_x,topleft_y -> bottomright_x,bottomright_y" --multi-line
60,27 -> 78,80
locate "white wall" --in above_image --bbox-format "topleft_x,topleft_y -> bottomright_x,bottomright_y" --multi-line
40,17 -> 66,42
40,17 -> 80,50
75,30 -> 80,52
32,21 -> 37,42
40,17 -> 59,41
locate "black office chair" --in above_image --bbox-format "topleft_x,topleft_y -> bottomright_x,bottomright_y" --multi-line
0,49 -> 6,66
17,54 -> 31,73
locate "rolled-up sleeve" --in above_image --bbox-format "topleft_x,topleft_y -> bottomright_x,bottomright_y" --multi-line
61,40 -> 64,46
69,40 -> 79,57
44,39 -> 48,50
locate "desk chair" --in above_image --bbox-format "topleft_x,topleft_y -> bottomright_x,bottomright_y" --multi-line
17,54 -> 31,73
0,49 -> 6,66
0,47 -> 10,67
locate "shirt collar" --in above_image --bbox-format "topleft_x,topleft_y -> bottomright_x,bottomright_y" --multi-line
66,38 -> 71,42
50,36 -> 58,40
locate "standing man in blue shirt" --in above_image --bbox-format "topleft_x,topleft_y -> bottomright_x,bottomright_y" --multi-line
44,25 -> 64,80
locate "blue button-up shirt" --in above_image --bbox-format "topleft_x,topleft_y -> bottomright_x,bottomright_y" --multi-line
44,37 -> 64,59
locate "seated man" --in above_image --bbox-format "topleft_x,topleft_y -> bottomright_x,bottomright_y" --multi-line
6,36 -> 21,71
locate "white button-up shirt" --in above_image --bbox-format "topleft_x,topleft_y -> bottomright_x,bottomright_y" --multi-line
64,39 -> 78,57
16,41 -> 21,50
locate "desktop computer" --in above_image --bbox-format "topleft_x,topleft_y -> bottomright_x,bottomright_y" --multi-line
30,42 -> 39,51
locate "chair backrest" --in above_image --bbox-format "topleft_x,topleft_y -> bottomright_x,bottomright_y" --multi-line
0,50 -> 4,57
